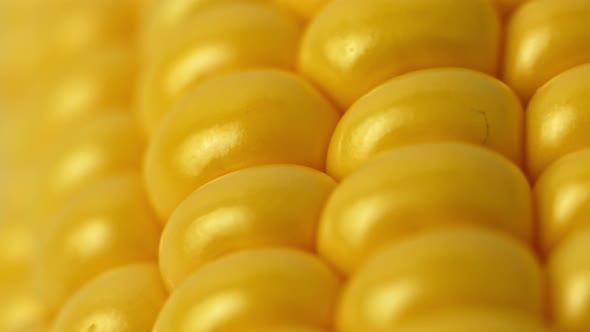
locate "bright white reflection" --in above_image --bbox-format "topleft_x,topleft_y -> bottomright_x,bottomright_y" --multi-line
564,274 -> 590,320
351,110 -> 410,156
342,194 -> 394,247
184,290 -> 246,331
184,206 -> 251,255
325,32 -> 374,70
67,217 -> 111,257
541,105 -> 577,144
54,145 -> 102,193
165,44 -> 229,95
366,280 -> 418,327
176,122 -> 242,177
516,27 -> 552,72
553,183 -> 590,224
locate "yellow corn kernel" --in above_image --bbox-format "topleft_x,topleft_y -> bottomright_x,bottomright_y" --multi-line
0,223 -> 35,282
0,282 -> 48,332
319,143 -> 532,274
137,3 -> 300,134
504,0 -> 590,101
41,0 -> 138,65
35,112 -> 142,220
548,229 -> 590,331
153,248 -> 341,332
526,64 -> 590,181
38,48 -> 136,140
337,228 -> 543,332
298,0 -> 500,109
159,164 -> 335,289
327,68 -> 523,179
535,149 -> 590,255
389,309 -> 549,332
35,174 -> 160,311
144,69 -> 339,221
50,264 -> 167,332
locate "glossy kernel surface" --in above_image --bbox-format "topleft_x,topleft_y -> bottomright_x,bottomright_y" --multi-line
35,175 -> 161,311
153,249 -> 341,332
337,228 -> 543,332
138,3 -> 301,134
526,64 -> 590,181
298,0 -> 500,108
504,0 -> 590,101
51,264 -> 167,332
159,164 -> 335,290
548,230 -> 590,331
319,143 -> 532,274
144,69 -> 339,221
327,68 -> 523,179
535,149 -> 590,254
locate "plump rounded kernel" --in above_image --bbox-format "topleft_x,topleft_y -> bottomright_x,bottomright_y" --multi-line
35,174 -> 161,311
36,112 -> 143,220
337,228 -> 543,332
144,69 -> 339,221
141,0 -> 326,57
42,0 -> 137,64
39,48 -> 136,139
51,264 -> 167,332
504,0 -> 590,101
388,309 -> 549,332
548,229 -> 590,331
138,3 -> 301,134
319,143 -> 532,274
159,164 -> 335,290
153,248 -> 341,332
535,149 -> 590,255
327,68 -> 523,179
0,282 -> 48,332
526,63 -> 590,181
298,0 -> 500,109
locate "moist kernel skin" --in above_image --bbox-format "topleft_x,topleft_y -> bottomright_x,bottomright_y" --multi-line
320,143 -> 532,275
144,69 -> 339,221
153,249 -> 341,332
159,164 -> 335,290
526,64 -> 590,181
138,3 -> 301,135
0,1 -> 575,331
337,228 -> 543,332
504,0 -> 590,101
298,0 -> 500,109
327,68 -> 523,180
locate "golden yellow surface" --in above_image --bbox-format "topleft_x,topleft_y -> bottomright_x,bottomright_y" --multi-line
159,164 -> 335,289
298,0 -> 500,108
50,264 -> 167,332
337,228 -> 543,332
504,0 -> 590,101
526,63 -> 590,181
327,68 -> 523,179
548,229 -> 590,331
144,69 -> 339,220
535,149 -> 590,255
153,248 -> 341,332
319,143 -> 532,274
4,0 -> 588,331
138,3 -> 300,134
35,174 -> 161,312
